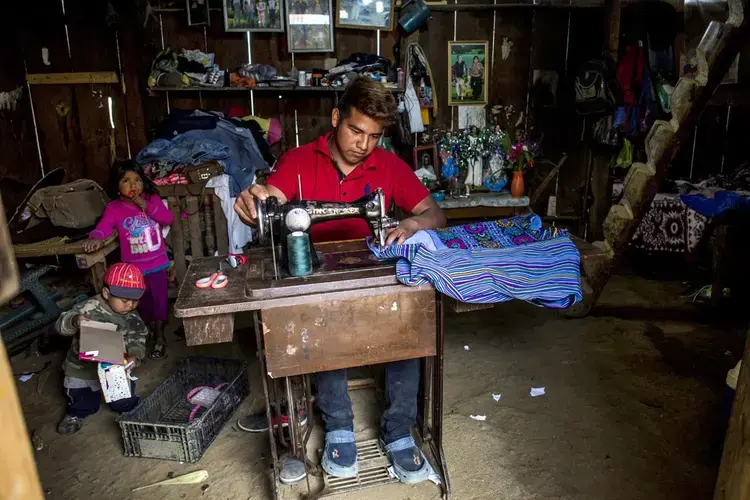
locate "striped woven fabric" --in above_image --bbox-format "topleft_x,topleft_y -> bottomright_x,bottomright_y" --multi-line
369,225 -> 583,309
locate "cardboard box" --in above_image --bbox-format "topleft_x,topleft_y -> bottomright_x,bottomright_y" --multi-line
78,319 -> 126,365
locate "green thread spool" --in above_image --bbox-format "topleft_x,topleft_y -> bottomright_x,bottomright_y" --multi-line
287,231 -> 313,277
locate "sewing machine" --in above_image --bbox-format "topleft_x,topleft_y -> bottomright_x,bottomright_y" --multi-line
252,187 -> 399,281
175,188 -> 450,499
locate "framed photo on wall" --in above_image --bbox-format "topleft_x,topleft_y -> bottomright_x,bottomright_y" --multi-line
224,0 -> 285,32
286,0 -> 335,52
187,0 -> 210,26
448,41 -> 489,106
413,144 -> 438,174
336,0 -> 395,30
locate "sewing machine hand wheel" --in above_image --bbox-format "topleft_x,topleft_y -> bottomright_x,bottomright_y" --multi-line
254,196 -> 280,246
254,197 -> 267,245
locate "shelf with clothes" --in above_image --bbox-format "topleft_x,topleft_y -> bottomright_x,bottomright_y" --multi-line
147,86 -> 405,93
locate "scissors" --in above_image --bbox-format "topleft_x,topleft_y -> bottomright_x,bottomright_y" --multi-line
195,263 -> 229,289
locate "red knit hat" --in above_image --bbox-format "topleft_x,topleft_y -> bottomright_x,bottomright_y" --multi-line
103,263 -> 146,300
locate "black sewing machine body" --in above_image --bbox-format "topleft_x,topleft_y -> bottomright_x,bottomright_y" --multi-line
254,188 -> 398,278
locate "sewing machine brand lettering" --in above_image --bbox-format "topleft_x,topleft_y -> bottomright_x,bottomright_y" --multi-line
310,206 -> 361,216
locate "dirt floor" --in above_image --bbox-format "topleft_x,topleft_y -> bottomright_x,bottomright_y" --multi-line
12,274 -> 744,500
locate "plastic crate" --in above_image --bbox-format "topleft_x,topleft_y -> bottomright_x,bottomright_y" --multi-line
117,357 -> 248,462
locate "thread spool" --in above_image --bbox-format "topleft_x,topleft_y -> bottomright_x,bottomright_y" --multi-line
287,231 -> 313,277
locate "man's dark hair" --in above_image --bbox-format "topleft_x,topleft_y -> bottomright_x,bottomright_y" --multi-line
337,77 -> 398,127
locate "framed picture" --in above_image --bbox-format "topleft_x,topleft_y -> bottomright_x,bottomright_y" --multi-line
187,0 -> 210,26
224,0 -> 285,32
336,0 -> 395,31
286,0 -> 334,52
448,41 -> 489,106
413,144 -> 438,173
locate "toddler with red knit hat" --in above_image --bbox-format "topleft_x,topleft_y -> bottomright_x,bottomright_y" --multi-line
55,263 -> 150,435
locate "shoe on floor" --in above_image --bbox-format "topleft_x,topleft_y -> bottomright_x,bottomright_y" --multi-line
383,436 -> 429,484
279,456 -> 307,485
237,408 -> 308,433
57,415 -> 84,435
321,430 -> 358,478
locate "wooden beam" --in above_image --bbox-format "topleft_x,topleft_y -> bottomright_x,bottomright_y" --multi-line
715,328 -> 750,500
0,195 -> 44,500
26,71 -> 120,85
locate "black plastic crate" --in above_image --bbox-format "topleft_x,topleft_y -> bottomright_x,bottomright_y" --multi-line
117,356 -> 248,462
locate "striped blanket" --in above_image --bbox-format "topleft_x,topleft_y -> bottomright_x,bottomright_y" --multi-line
369,215 -> 583,309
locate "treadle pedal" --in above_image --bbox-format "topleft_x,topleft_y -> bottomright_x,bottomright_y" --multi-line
318,438 -> 398,497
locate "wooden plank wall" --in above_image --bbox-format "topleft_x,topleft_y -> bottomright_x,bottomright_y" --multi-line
2,1 -> 610,220
143,4 -> 606,216
5,2 -> 750,232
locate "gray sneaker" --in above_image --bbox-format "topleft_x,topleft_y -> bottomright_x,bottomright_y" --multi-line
279,456 -> 307,485
57,415 -> 84,435
237,409 -> 308,433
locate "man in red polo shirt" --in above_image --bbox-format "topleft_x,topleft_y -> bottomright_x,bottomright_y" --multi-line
235,77 -> 446,484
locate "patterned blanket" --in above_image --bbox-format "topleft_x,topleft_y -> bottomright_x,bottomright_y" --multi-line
631,193 -> 707,253
369,214 -> 582,309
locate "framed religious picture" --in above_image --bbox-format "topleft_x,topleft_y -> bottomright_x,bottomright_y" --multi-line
187,0 -> 210,25
286,0 -> 335,52
336,0 -> 395,30
413,144 -> 439,189
224,0 -> 285,32
448,41 -> 489,106
413,144 -> 438,172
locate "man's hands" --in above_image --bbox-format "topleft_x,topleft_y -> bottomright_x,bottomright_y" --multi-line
82,238 -> 105,253
234,184 -> 271,226
71,315 -> 81,329
385,218 -> 420,246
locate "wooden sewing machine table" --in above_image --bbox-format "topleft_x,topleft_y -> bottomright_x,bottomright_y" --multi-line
174,240 -> 450,499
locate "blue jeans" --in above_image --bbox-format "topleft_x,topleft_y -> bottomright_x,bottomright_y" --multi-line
315,359 -> 420,444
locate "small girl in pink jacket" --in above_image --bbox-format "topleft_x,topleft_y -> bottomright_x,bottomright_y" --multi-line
83,160 -> 173,359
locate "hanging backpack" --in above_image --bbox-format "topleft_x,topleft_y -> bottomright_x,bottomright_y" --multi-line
574,58 -> 618,116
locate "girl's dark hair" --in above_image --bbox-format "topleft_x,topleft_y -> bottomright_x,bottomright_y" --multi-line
109,159 -> 157,199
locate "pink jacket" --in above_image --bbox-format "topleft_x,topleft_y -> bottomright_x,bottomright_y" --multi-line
90,194 -> 173,274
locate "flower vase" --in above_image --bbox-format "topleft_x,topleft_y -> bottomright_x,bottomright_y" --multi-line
511,171 -> 525,198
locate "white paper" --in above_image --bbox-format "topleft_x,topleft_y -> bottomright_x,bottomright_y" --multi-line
464,345 -> 470,351
19,373 -> 34,382
492,393 -> 502,402
470,414 -> 487,421
530,387 -> 546,397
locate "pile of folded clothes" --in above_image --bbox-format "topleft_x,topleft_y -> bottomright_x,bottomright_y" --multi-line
322,53 -> 395,87
136,109 -> 282,195
148,48 -> 224,88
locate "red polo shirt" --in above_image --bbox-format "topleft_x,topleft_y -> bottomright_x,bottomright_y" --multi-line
266,134 -> 429,243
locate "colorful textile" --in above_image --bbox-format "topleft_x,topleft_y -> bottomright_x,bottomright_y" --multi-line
433,214 -> 567,250
631,193 -> 706,253
369,215 -> 582,308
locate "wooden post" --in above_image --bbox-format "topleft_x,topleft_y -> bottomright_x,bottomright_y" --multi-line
715,329 -> 750,500
586,0 -> 621,241
0,195 -> 44,500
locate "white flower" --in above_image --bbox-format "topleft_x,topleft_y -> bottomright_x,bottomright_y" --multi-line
522,145 -> 528,152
